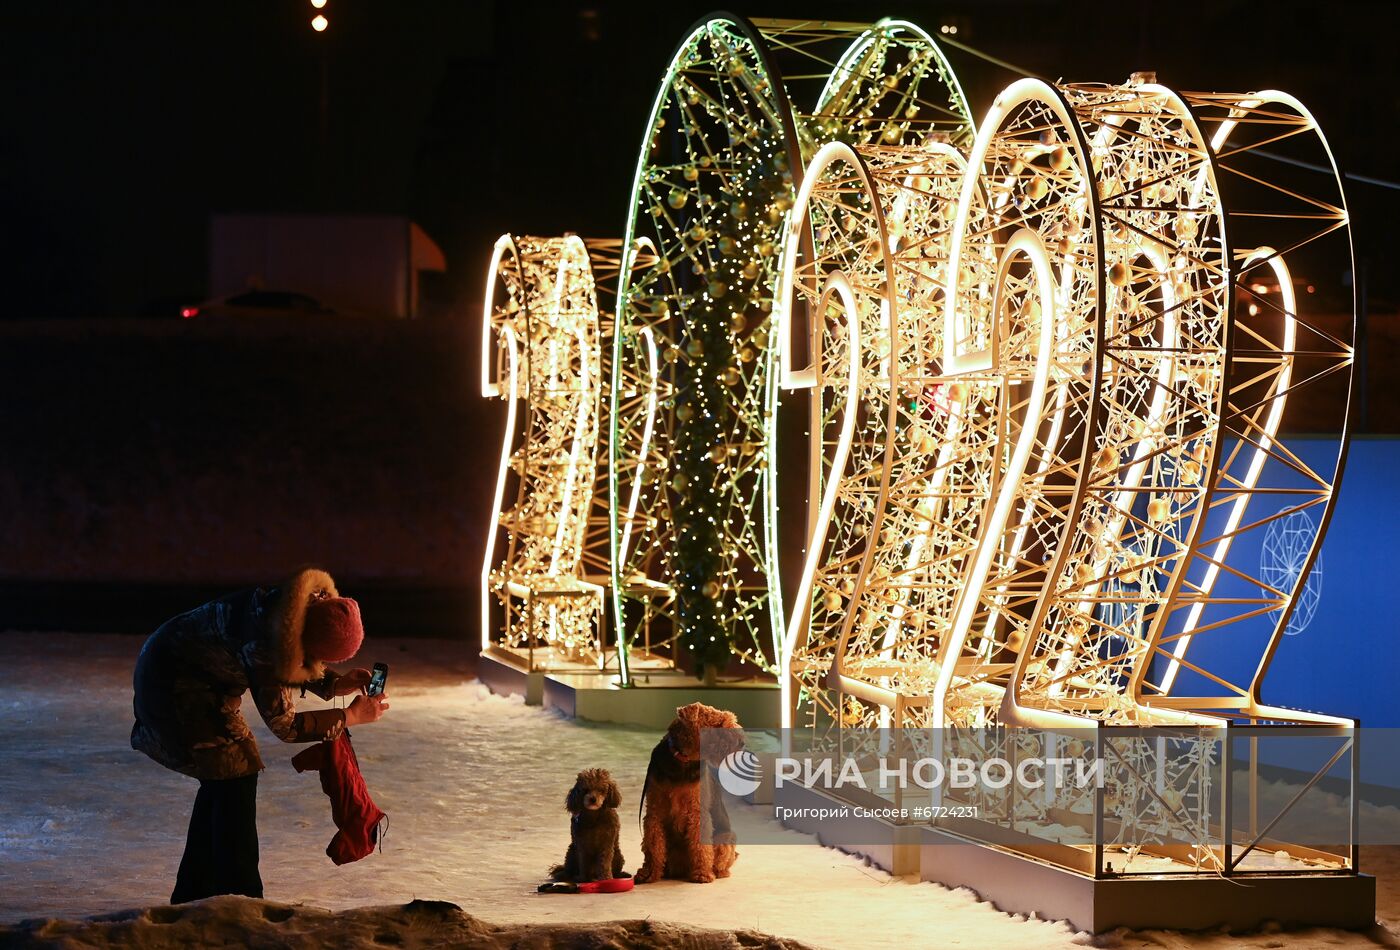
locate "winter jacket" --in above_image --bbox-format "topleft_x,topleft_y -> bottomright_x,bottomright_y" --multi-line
131,568 -> 350,781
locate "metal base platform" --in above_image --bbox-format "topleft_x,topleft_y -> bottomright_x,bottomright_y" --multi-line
773,782 -> 1376,933
477,648 -> 780,728
477,648 -> 549,704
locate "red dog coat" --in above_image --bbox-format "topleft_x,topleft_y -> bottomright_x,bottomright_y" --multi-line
292,733 -> 386,865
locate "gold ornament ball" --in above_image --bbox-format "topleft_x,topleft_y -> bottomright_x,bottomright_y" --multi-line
729,312 -> 747,332
739,346 -> 754,363
667,188 -> 688,210
683,165 -> 699,182
823,590 -> 843,611
709,444 -> 727,463
672,473 -> 689,492
1026,176 -> 1049,201
1148,497 -> 1171,523
676,402 -> 695,421
721,367 -> 741,386
1094,444 -> 1118,471
663,345 -> 680,364
1108,261 -> 1131,287
686,338 -> 705,358
702,580 -> 723,599
1049,145 -> 1071,171
707,279 -> 727,298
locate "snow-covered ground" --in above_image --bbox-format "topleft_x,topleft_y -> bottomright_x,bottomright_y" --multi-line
1,632 -> 1396,950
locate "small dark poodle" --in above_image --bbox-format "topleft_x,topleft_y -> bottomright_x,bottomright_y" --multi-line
547,768 -> 626,883
635,703 -> 745,884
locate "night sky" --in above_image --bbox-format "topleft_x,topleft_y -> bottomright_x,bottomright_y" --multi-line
2,0 -> 1395,321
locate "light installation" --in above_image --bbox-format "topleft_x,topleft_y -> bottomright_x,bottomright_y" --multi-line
481,235 -> 638,671
773,72 -> 1356,879
608,16 -> 974,685
482,9 -> 1359,891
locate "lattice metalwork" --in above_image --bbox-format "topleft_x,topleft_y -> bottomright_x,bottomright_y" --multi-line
1134,91 -> 1355,726
481,234 -> 610,669
1005,82 -> 1231,728
478,9 -> 1360,887
609,14 -> 973,683
775,73 -> 1355,876
781,75 -> 1354,730
779,80 -> 1106,732
778,141 -> 976,731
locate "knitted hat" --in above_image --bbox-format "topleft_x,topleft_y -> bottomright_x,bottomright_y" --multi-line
303,597 -> 364,663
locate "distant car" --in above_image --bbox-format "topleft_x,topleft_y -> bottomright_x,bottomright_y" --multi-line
182,290 -> 333,320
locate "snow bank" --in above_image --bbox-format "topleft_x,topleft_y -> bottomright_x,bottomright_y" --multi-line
0,895 -> 813,948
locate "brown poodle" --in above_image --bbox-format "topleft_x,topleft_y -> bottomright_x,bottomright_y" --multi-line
635,703 -> 745,884
548,768 -> 626,883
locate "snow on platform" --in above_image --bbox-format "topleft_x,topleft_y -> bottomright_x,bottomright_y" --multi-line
1,632 -> 1396,950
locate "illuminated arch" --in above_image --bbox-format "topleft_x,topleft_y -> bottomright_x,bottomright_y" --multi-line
607,15 -> 805,684
1003,81 -> 1232,728
609,14 -> 974,684
481,234 -> 608,669
1135,90 -> 1356,725
774,141 -> 902,730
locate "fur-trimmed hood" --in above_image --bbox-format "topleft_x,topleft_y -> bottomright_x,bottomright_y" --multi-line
268,568 -> 339,684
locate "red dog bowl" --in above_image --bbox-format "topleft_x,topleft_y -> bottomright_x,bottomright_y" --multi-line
578,878 -> 635,894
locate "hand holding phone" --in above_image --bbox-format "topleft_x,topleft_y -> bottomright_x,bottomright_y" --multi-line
367,662 -> 389,697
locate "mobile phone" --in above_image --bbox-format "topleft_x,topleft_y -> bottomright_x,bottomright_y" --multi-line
367,663 -> 388,697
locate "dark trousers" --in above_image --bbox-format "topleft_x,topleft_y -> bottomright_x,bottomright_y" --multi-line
171,773 -> 263,903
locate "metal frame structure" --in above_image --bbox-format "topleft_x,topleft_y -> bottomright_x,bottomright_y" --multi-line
481,234 -> 615,671
478,11 -> 1364,919
609,13 -> 975,684
774,73 -> 1357,882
